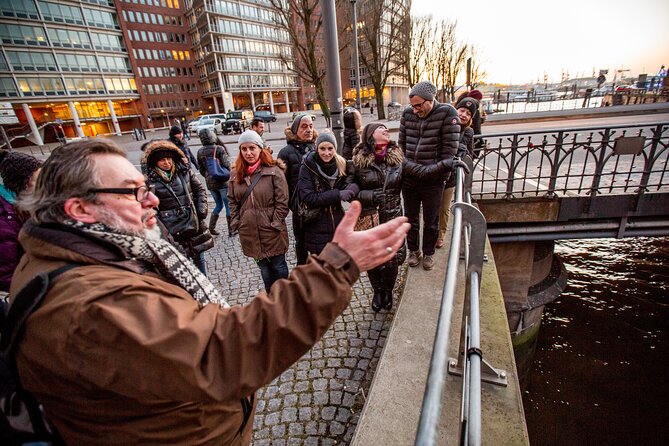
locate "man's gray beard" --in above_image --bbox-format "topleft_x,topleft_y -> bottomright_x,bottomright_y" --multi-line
96,207 -> 162,241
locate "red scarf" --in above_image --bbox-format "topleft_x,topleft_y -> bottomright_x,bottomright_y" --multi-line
246,159 -> 261,176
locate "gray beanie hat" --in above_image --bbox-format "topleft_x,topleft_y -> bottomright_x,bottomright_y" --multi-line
238,129 -> 264,148
409,81 -> 437,101
315,131 -> 337,150
290,113 -> 311,135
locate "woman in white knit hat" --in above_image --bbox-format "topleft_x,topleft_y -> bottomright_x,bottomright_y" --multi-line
228,130 -> 290,293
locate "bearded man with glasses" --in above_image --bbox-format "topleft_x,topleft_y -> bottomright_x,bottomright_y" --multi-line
399,81 -> 467,271
8,139 -> 410,445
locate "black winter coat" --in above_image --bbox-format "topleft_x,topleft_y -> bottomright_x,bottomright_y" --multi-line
297,152 -> 355,254
277,128 -> 318,209
145,145 -> 208,258
197,142 -> 231,191
446,126 -> 475,188
398,101 -> 460,184
353,141 -> 454,220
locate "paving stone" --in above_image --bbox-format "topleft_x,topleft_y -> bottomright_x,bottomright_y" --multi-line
264,412 -> 280,426
281,408 -> 297,423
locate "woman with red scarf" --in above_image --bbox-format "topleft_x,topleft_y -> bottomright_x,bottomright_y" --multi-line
228,130 -> 290,293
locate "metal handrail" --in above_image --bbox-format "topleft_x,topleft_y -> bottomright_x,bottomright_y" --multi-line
414,158 -> 504,445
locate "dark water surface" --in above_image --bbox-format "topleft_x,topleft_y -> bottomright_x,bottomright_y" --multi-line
522,237 -> 669,446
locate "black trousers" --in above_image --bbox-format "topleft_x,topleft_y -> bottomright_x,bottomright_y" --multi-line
291,215 -> 309,265
402,180 -> 445,257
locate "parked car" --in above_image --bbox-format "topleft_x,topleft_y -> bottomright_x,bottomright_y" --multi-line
254,110 -> 277,122
222,110 -> 253,134
187,118 -> 202,135
387,102 -> 402,108
196,117 -> 224,135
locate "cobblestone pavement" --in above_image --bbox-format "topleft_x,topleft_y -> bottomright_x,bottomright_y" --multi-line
204,212 -> 407,445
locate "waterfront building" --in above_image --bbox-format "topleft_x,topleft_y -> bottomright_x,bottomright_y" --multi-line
0,0 -> 144,143
184,0 -> 299,114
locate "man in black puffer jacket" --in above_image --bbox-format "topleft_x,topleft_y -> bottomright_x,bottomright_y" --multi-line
277,113 -> 318,265
399,81 -> 462,271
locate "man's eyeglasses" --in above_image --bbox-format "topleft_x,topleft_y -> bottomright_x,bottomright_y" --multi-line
89,185 -> 156,202
411,99 -> 427,110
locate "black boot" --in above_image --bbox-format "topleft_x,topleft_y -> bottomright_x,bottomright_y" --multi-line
383,290 -> 393,310
372,291 -> 384,313
226,215 -> 237,237
209,214 -> 220,236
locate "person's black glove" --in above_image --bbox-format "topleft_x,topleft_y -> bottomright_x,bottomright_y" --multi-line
440,158 -> 470,174
372,189 -> 386,204
339,189 -> 355,202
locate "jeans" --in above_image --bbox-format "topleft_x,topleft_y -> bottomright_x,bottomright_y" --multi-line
257,254 -> 289,292
402,180 -> 445,256
193,252 -> 207,276
210,186 -> 230,216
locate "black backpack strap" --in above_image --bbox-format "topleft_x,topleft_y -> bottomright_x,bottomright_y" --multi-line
1,264 -> 79,355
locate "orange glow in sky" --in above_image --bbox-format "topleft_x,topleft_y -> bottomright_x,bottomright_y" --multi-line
411,0 -> 669,85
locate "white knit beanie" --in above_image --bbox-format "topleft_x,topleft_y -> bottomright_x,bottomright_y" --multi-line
238,130 -> 264,148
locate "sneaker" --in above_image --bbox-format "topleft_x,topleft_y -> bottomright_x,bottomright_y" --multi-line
407,250 -> 422,267
423,255 -> 434,270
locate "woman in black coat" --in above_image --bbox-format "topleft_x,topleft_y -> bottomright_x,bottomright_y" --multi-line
352,123 -> 456,311
143,140 -> 211,274
297,132 -> 357,256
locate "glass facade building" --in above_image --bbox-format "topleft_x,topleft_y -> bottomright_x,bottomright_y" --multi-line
185,0 -> 299,113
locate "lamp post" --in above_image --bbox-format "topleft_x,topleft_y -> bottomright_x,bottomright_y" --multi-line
350,0 -> 361,111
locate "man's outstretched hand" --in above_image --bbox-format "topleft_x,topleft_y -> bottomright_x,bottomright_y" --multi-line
332,201 -> 410,272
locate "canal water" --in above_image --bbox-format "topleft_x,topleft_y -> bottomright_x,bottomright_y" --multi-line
522,237 -> 669,446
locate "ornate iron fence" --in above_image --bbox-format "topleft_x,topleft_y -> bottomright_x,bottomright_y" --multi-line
471,122 -> 669,200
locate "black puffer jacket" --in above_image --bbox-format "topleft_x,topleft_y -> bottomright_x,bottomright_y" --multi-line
196,129 -> 231,190
398,101 -> 460,183
352,141 -> 453,220
145,144 -> 208,248
277,127 -> 318,209
297,151 -> 355,254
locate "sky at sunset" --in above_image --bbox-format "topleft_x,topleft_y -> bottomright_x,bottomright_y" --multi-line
410,0 -> 669,86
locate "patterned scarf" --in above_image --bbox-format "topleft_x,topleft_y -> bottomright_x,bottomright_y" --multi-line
155,164 -> 175,182
65,220 -> 229,308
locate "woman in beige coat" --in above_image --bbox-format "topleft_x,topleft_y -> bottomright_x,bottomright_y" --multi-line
228,130 -> 290,292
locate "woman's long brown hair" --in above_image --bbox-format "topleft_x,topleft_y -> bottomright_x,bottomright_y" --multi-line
234,148 -> 276,184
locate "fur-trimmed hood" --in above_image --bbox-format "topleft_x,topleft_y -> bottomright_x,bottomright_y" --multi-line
142,140 -> 186,170
283,126 -> 318,144
344,109 -> 362,130
352,141 -> 404,169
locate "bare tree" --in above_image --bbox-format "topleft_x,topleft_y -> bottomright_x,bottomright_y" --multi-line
357,0 -> 409,119
468,46 -> 488,88
405,15 -> 433,87
433,20 -> 468,102
268,0 -> 330,119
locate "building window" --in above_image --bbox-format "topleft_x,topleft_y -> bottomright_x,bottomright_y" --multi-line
0,24 -> 48,46
17,76 -> 66,96
90,32 -> 125,51
83,7 -> 119,30
0,0 -> 39,19
64,77 -> 105,94
47,28 -> 92,48
7,51 -> 57,71
0,77 -> 18,97
56,53 -> 98,72
38,1 -> 84,25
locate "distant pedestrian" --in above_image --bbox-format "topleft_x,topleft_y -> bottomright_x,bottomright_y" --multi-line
197,128 -> 232,237
168,125 -> 198,169
229,131 -> 290,293
342,108 -> 362,160
251,117 -> 271,153
370,104 -> 374,115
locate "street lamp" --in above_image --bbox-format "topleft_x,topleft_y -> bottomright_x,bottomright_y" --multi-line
350,0 -> 361,111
